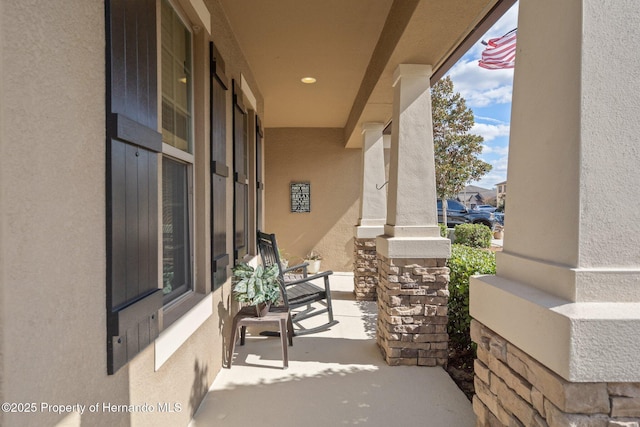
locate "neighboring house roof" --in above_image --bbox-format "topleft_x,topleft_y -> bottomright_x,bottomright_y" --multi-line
464,184 -> 491,193
479,190 -> 496,200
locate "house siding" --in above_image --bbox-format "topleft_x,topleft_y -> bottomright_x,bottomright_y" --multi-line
0,0 -> 262,425
264,128 -> 361,271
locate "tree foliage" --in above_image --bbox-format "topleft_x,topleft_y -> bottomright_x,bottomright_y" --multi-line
432,76 -> 491,200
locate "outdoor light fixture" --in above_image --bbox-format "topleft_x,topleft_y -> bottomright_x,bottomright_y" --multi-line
301,77 -> 317,84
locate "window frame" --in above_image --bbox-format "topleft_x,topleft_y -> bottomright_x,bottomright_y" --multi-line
153,0 -> 216,371
160,0 -> 196,307
160,0 -> 194,154
161,155 -> 194,305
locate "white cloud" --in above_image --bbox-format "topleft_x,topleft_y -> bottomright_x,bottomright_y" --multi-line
473,123 -> 510,142
472,154 -> 509,188
475,115 -> 507,124
482,144 -> 509,156
446,3 -> 519,108
449,61 -> 514,107
490,155 -> 509,172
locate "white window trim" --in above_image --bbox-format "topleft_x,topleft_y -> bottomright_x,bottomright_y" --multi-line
163,142 -> 194,164
155,292 -> 212,370
240,74 -> 257,111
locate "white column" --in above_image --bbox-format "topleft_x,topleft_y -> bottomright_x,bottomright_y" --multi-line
355,122 -> 387,239
377,64 -> 449,258
471,0 -> 640,382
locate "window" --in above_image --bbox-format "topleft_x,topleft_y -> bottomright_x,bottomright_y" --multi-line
161,0 -> 194,304
162,157 -> 192,302
161,0 -> 192,153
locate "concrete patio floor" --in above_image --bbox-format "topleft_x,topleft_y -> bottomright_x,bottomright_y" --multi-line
190,273 -> 475,427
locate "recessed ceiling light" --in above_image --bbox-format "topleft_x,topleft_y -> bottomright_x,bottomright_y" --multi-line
301,77 -> 317,84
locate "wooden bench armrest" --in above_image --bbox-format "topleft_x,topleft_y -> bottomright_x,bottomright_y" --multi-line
283,262 -> 309,276
284,270 -> 333,287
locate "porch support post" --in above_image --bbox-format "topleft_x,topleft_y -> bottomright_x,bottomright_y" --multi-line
354,123 -> 386,301
471,1 -> 640,425
376,64 -> 451,366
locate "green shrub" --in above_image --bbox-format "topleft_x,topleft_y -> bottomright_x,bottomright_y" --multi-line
447,244 -> 496,350
453,223 -> 492,248
438,223 -> 448,238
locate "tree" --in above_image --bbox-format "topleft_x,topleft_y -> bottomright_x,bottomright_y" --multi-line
431,76 -> 491,224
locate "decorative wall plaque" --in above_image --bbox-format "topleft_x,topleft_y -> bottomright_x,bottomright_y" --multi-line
290,182 -> 310,213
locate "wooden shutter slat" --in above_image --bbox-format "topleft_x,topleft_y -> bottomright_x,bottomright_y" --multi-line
137,149 -> 151,299
232,80 -> 248,262
146,156 -> 158,295
109,139 -> 127,309
136,0 -> 150,124
256,116 -> 263,231
107,0 -> 126,114
110,289 -> 162,335
124,144 -> 141,301
124,0 -> 139,122
106,0 -> 160,375
210,42 -> 229,288
211,160 -> 229,178
234,172 -> 247,183
211,42 -> 229,90
212,254 -> 229,273
109,113 -> 162,152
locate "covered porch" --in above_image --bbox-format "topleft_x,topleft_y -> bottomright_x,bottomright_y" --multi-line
190,273 -> 475,426
2,0 -> 640,425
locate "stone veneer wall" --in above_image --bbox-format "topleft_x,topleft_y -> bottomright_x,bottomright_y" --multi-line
471,320 -> 640,427
376,254 -> 449,366
354,238 -> 378,301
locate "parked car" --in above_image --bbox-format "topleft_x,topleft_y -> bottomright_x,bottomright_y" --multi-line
474,204 -> 497,212
438,199 -> 499,229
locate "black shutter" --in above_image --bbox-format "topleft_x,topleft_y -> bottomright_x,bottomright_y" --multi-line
255,116 -> 264,232
233,80 -> 249,262
105,0 -> 162,375
210,42 -> 230,289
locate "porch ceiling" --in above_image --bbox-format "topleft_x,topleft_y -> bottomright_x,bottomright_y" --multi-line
217,0 -> 502,146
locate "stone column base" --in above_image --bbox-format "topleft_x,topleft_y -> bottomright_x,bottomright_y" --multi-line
471,319 -> 640,427
376,254 -> 449,367
354,238 -> 378,301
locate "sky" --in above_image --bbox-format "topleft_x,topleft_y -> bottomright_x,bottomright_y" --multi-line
445,2 -> 519,190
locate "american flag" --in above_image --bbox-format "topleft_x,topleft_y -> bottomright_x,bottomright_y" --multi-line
479,29 -> 517,69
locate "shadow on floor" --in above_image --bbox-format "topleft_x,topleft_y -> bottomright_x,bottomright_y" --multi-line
190,278 -> 474,427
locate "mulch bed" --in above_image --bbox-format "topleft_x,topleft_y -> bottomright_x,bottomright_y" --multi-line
446,341 -> 476,401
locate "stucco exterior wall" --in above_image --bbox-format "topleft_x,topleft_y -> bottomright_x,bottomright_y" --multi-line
472,0 -> 640,385
264,128 -> 360,272
1,1 -> 115,425
505,0 -> 640,275
0,0 -> 262,425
